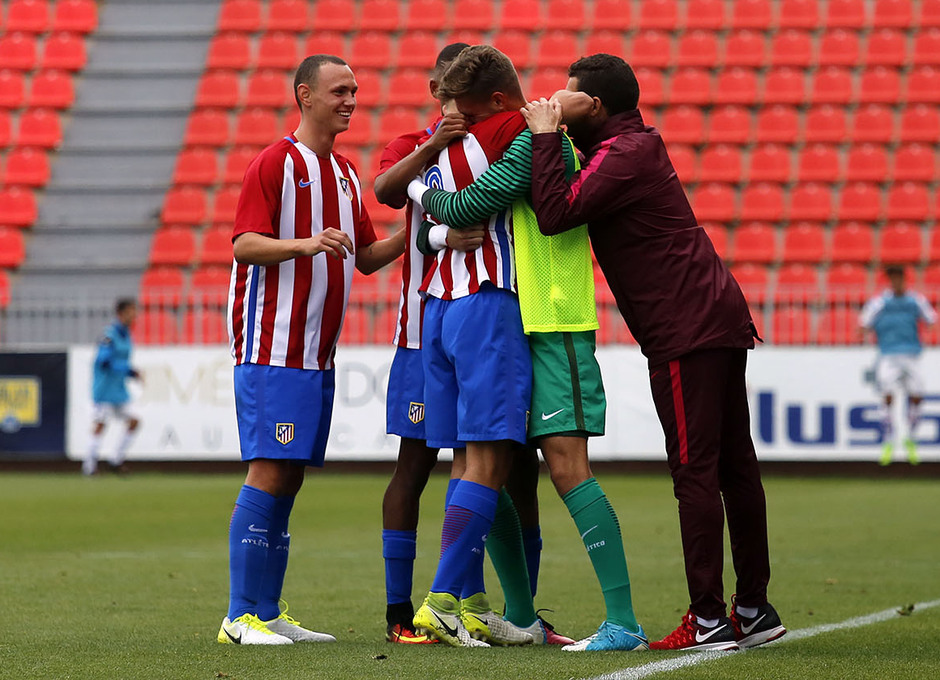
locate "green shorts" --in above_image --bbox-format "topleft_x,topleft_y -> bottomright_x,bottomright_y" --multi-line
527,330 -> 606,440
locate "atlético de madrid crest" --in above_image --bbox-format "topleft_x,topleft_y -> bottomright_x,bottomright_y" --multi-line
275,422 -> 294,445
339,177 -> 352,200
408,402 -> 425,425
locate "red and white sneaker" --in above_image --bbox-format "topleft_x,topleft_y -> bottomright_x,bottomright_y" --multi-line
730,598 -> 786,648
537,612 -> 576,645
649,610 -> 739,651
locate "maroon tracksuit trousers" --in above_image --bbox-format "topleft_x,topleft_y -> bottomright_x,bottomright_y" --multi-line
649,347 -> 771,620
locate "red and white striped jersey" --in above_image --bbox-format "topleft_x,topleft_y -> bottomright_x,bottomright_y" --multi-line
420,112 -> 528,301
228,135 -> 377,370
378,123 -> 437,349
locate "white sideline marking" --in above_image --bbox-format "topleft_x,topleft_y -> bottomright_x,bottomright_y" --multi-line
584,599 -> 940,680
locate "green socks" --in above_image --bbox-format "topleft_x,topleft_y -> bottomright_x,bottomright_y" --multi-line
485,489 -> 538,627
563,477 -> 639,632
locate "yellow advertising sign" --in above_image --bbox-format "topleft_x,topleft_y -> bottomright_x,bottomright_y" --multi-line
0,377 -> 41,427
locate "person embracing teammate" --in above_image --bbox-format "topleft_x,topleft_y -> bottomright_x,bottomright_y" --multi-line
523,53 -> 786,652
219,55 -> 404,645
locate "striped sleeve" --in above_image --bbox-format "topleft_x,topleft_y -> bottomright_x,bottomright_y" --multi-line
422,130 -> 577,229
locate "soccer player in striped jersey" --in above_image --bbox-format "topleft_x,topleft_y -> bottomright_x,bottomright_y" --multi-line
219,55 -> 405,646
406,56 -> 648,653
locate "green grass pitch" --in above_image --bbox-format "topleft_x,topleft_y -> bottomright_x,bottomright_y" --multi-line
1,470 -> 938,680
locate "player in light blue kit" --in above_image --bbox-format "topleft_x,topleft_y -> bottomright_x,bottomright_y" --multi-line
860,265 -> 937,465
84,298 -> 141,476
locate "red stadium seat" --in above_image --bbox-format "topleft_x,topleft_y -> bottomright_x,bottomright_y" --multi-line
0,269 -> 10,307
724,30 -> 767,68
879,222 -> 923,264
217,0 -> 262,32
803,105 -> 848,143
838,182 -> 883,221
874,0 -> 914,26
0,33 -> 39,71
797,144 -> 841,183
731,263 -> 769,305
825,0 -> 867,27
266,0 -> 310,32
377,107 -> 421,146
312,0 -> 356,31
349,32 -> 392,70
6,0 -> 51,33
929,233 -> 940,263
302,32 -> 346,60
713,68 -> 758,106
697,145 -> 741,183
818,29 -> 860,67
754,106 -> 799,143
733,222 -> 777,262
149,227 -> 196,266
184,108 -> 229,148
865,29 -> 908,66
789,183 -> 833,221
161,187 -> 208,226
394,32 -> 440,69
403,0 -> 449,30
782,222 -> 826,263
899,104 -> 940,142
628,30 -> 673,69
664,143 -> 694,182
676,30 -> 719,68
778,0 -> 818,27
29,70 -> 74,109
233,108 -> 279,146
453,0 -> 494,30
0,70 -> 26,110
41,32 -> 87,71
831,223 -> 875,262
906,66 -> 940,104
859,66 -> 902,104
825,261 -> 869,302
584,30 -> 625,57
660,106 -> 704,144
139,266 -> 185,308
846,143 -> 889,182
198,228 -> 235,266
220,144 -> 257,184
741,184 -> 785,222
256,33 -> 299,70
920,0 -> 940,25
772,306 -> 812,344
748,143 -> 791,183
731,0 -> 773,28
703,223 -> 728,259
775,263 -> 818,303
182,309 -> 228,344
761,67 -> 806,105
810,67 -> 853,104
816,307 -> 862,345
526,68 -> 569,99
135,311 -> 179,345
212,186 -> 241,225
769,29 -> 814,67
892,143 -> 936,182
172,147 -> 218,186
850,104 -> 895,143
535,31 -> 581,69
886,183 -> 930,222
499,0 -> 542,29
493,32 -> 533,69
913,28 -> 940,65
693,183 -> 736,222
4,147 -> 50,186
684,0 -> 725,28
638,0 -> 678,29
0,111 -> 11,146
245,70 -> 291,108
358,0 -> 401,31
0,187 -> 37,226
633,67 -> 665,106
386,69 -> 428,107
195,70 -> 241,109
17,108 -> 62,148
51,0 -> 97,33
350,69 -> 382,108
669,68 -> 712,105
0,228 -> 26,267
189,265 -> 232,305
338,108 -> 373,146
590,0 -> 632,30
546,0 -> 586,29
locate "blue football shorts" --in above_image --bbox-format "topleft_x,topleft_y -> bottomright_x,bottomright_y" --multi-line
421,284 -> 532,448
233,363 -> 335,467
386,346 -> 430,441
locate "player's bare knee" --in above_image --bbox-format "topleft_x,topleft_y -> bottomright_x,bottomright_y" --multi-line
127,418 -> 140,431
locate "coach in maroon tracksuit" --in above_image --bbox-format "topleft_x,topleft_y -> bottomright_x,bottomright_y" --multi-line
521,53 -> 787,652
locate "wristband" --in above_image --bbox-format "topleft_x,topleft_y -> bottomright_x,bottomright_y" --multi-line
407,179 -> 430,207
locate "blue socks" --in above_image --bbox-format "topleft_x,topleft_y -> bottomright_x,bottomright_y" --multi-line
256,495 -> 294,620
431,480 -> 498,597
383,529 -> 417,606
522,526 -> 543,598
228,485 -> 277,620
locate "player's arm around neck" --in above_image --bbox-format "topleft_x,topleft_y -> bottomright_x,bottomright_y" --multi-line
233,230 -> 353,266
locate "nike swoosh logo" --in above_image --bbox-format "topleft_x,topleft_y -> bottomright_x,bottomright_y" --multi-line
580,525 -> 599,540
740,614 -> 766,635
299,179 -> 313,188
431,610 -> 459,638
541,408 -> 565,421
248,524 -> 268,533
694,624 -> 727,643
224,627 -> 241,644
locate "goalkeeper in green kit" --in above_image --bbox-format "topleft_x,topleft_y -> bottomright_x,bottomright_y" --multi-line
406,91 -> 648,653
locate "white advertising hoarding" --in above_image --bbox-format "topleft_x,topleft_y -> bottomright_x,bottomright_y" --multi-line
67,346 -> 940,463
